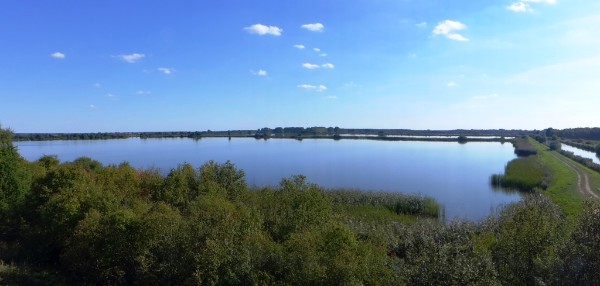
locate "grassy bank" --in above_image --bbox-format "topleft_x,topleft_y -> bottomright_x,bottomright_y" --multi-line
491,155 -> 548,191
530,139 -> 585,218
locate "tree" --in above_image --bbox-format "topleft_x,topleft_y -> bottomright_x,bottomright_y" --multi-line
493,196 -> 566,286
0,125 -> 32,238
596,144 -> 600,156
261,175 -> 333,242
457,135 -> 468,144
198,160 -> 247,201
559,201 -> 600,285
153,163 -> 198,210
549,141 -> 561,151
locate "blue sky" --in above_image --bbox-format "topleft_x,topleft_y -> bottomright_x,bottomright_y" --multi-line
1,0 -> 599,132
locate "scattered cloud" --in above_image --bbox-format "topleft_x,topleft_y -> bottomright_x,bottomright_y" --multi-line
507,0 -> 556,13
251,69 -> 268,76
324,95 -> 337,100
92,83 -> 101,88
301,23 -> 324,32
313,48 -> 321,52
302,63 -> 335,69
116,53 -> 145,63
416,22 -> 428,28
473,93 -> 499,100
244,24 -> 282,36
447,82 -> 458,88
302,63 -> 320,69
507,2 -> 532,12
89,104 -> 96,109
158,67 -> 175,74
136,90 -> 151,96
433,20 -> 469,42
409,53 -> 417,58
51,52 -> 65,59
297,84 -> 327,92
106,93 -> 115,97
343,81 -> 358,88
320,53 -> 328,57
293,44 -> 305,49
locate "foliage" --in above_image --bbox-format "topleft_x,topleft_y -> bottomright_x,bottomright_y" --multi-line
559,200 -> 600,285
493,196 -> 566,286
512,136 -> 537,156
549,140 -> 561,151
491,155 -> 549,192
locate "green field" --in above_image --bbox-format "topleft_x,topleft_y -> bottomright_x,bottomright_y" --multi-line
530,139 -> 589,218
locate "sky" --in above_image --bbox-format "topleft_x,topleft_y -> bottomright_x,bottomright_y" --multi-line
1,0 -> 599,132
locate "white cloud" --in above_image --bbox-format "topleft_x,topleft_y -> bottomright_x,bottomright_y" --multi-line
507,2 -> 533,12
136,90 -> 151,96
447,82 -> 458,88
89,104 -> 96,109
251,69 -> 268,76
524,0 -> 556,4
320,53 -> 328,57
51,52 -> 65,59
92,83 -> 101,88
507,0 -> 556,13
321,63 -> 335,69
433,20 -> 469,42
473,93 -> 499,100
302,63 -> 320,69
297,84 -> 327,92
416,22 -> 428,28
244,24 -> 282,36
106,93 -> 115,97
117,53 -> 145,63
301,23 -> 324,32
313,48 -> 321,52
324,95 -> 337,100
158,67 -> 175,74
293,44 -> 305,49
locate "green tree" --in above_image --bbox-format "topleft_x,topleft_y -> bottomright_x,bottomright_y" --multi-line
198,160 -> 247,201
559,201 -> 600,285
36,155 -> 60,170
596,144 -> 600,155
493,196 -> 566,286
396,220 -> 499,286
261,175 -> 333,242
0,125 -> 32,243
549,140 -> 561,151
153,163 -> 198,210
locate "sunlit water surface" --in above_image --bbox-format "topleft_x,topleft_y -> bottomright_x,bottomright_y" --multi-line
16,138 -> 521,220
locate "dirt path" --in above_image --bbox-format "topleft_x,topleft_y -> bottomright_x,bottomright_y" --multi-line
550,152 -> 599,199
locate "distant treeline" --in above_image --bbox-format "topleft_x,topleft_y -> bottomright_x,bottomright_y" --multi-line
13,127 -> 532,142
557,127 -> 600,140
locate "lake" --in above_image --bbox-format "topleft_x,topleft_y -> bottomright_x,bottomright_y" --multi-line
562,144 -> 600,164
15,138 -> 521,220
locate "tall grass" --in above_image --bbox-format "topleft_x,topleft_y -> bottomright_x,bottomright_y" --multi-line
327,190 -> 440,218
491,156 -> 549,192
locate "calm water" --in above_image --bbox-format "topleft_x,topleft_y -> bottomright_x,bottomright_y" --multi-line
15,138 -> 521,220
562,144 -> 600,164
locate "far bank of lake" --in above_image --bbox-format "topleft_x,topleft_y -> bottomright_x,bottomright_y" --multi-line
15,138 -> 521,220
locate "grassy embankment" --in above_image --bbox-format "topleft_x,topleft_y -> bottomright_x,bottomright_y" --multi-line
493,137 -> 590,218
531,139 -> 586,218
